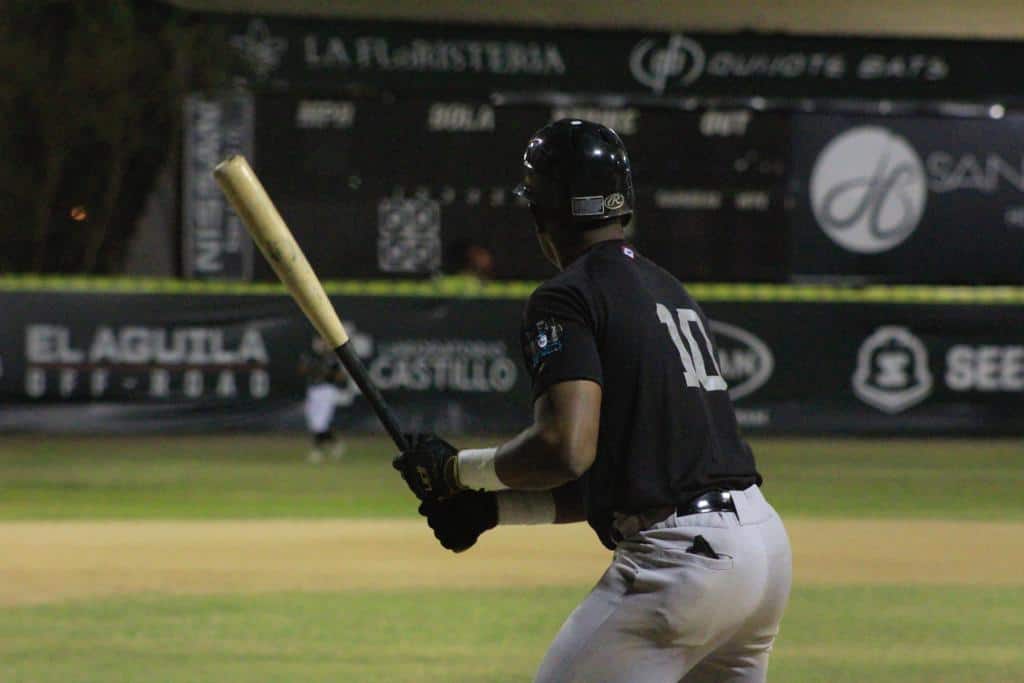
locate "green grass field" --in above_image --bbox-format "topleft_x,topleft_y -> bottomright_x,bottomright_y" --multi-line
1,435 -> 1023,682
3,435 -> 1023,521
4,586 -> 1023,683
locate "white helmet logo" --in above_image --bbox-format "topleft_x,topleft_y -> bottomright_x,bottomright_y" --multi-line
605,193 -> 625,211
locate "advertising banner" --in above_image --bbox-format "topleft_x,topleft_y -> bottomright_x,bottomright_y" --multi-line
704,299 -> 1024,434
216,14 -> 1024,102
1,286 -> 1021,435
788,114 -> 1024,284
0,290 -> 528,434
182,92 -> 255,280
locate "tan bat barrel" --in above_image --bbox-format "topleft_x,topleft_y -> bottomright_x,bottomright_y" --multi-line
213,155 -> 349,348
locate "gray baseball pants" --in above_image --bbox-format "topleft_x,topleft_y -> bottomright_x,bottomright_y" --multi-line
534,485 -> 792,683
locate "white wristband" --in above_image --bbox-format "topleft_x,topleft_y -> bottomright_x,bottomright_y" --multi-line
456,448 -> 507,491
496,491 -> 556,525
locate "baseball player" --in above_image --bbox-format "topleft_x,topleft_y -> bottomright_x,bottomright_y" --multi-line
298,336 -> 347,464
393,119 -> 791,682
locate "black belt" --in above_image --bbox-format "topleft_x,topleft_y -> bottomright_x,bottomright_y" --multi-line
678,490 -> 735,516
609,490 -> 736,546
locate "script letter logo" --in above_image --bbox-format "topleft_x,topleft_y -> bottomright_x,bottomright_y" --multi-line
810,126 -> 927,254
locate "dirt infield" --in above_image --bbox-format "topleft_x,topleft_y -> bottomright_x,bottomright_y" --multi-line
2,519 -> 1022,606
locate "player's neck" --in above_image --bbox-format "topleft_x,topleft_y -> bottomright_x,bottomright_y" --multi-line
555,225 -> 625,268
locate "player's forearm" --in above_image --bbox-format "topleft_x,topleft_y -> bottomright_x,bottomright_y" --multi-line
494,422 -> 584,490
454,432 -> 586,526
452,383 -> 599,493
495,480 -> 584,526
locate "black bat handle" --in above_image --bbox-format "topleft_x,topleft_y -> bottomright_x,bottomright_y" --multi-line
334,342 -> 409,452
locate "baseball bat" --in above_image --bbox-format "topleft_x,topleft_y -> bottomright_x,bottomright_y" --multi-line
213,155 -> 409,452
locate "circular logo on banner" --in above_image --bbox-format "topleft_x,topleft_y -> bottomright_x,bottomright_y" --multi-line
810,126 -> 927,254
629,34 -> 706,94
709,321 -> 774,401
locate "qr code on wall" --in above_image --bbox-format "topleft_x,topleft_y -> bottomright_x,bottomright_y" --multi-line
377,198 -> 441,274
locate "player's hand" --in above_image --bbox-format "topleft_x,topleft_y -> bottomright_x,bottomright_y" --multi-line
392,433 -> 464,502
419,491 -> 498,553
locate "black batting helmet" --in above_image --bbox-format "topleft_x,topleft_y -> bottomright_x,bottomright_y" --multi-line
513,118 -> 634,227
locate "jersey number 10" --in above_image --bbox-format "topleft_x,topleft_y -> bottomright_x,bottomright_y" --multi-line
656,304 -> 728,392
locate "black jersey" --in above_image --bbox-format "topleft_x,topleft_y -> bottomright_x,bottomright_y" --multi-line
520,240 -> 761,548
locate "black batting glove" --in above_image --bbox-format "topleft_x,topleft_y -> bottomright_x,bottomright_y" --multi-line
392,433 -> 464,502
419,490 -> 498,553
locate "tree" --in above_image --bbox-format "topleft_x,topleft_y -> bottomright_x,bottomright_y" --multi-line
0,0 -> 231,273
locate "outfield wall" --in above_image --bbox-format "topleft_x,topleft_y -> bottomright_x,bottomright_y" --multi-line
1,278 -> 1022,435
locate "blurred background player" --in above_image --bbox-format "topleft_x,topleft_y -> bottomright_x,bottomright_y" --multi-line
461,244 -> 495,282
438,240 -> 497,292
297,336 -> 348,464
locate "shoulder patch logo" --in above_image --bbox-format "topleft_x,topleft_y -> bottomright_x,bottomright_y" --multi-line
525,319 -> 564,372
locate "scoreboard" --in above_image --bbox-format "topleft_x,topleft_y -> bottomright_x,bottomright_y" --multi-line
180,18 -> 1024,285
249,96 -> 791,282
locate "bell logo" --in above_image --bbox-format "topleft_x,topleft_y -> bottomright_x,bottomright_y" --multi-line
810,126 -> 927,254
852,326 -> 933,413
